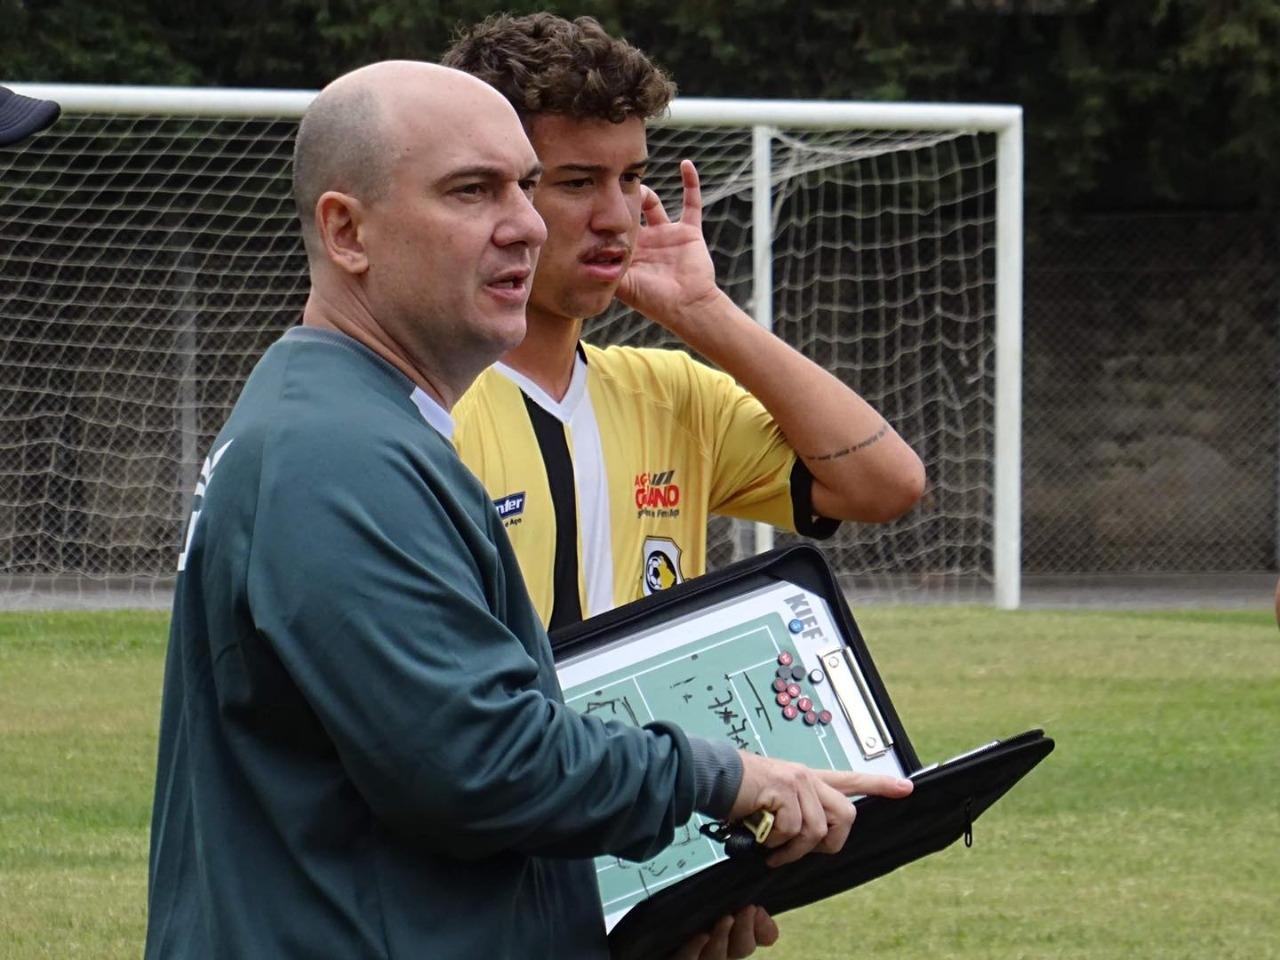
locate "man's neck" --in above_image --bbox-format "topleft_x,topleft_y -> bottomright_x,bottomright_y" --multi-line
499,309 -> 585,402
302,290 -> 458,410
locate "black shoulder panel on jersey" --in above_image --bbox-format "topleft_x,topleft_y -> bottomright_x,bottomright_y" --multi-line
522,394 -> 584,629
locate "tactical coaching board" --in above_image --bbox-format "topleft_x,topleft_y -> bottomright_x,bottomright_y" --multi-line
556,569 -> 911,929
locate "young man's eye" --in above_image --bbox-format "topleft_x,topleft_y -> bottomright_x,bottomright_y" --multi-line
558,178 -> 591,189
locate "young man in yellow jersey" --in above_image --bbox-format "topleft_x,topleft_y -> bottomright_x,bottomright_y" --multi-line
445,15 -> 926,633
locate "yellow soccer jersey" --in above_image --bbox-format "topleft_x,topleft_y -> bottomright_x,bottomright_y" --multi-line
452,343 -> 837,630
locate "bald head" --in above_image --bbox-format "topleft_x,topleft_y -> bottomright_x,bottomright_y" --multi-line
295,60 -> 545,405
292,61 -> 516,258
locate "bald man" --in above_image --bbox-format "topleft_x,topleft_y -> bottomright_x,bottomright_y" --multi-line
143,62 -> 911,960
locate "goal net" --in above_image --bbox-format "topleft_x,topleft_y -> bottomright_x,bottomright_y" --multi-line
0,88 -> 1017,609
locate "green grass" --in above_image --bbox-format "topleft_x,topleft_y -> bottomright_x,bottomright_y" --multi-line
0,612 -> 168,959
1,607 -> 1277,958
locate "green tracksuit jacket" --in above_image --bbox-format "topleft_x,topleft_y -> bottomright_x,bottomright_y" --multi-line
145,328 -> 739,959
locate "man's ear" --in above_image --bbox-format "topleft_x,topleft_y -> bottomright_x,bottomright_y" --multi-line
316,190 -> 369,275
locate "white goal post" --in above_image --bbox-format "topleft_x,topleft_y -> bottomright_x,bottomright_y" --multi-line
0,83 -> 1022,610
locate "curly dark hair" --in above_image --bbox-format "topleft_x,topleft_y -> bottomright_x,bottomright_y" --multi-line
442,13 -> 675,125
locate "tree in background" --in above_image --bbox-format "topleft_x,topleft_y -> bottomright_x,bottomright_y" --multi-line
1,0 -> 1277,211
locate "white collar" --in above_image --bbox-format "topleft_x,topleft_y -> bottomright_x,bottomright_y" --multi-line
492,351 -> 589,424
409,386 -> 455,439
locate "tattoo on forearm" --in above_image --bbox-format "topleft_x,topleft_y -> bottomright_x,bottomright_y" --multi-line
802,422 -> 888,462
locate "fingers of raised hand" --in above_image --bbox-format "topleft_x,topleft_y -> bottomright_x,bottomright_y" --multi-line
679,159 -> 703,230
640,185 -> 671,226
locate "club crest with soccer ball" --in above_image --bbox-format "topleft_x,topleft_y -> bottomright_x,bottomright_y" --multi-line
643,537 -> 684,595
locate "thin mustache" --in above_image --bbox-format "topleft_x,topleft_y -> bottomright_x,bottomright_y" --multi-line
580,243 -> 632,260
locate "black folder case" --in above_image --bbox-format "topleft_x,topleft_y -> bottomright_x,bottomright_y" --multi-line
550,545 -> 1053,960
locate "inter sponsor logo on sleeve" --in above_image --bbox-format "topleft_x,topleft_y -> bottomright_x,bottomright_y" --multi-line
642,536 -> 684,595
493,491 -> 526,527
634,468 -> 681,519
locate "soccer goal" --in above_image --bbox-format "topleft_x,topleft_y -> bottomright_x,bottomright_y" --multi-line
0,84 -> 1022,610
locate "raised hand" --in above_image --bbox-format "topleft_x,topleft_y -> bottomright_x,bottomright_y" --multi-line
616,159 -> 724,333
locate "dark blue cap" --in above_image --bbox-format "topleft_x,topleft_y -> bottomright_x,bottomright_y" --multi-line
0,86 -> 61,147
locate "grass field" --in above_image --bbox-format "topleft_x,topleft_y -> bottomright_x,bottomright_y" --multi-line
1,605 -> 1276,959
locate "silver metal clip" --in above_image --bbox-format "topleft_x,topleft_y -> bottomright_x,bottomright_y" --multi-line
818,646 -> 893,760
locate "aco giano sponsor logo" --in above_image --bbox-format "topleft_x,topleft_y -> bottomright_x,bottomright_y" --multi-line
634,469 -> 681,519
493,491 -> 526,526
